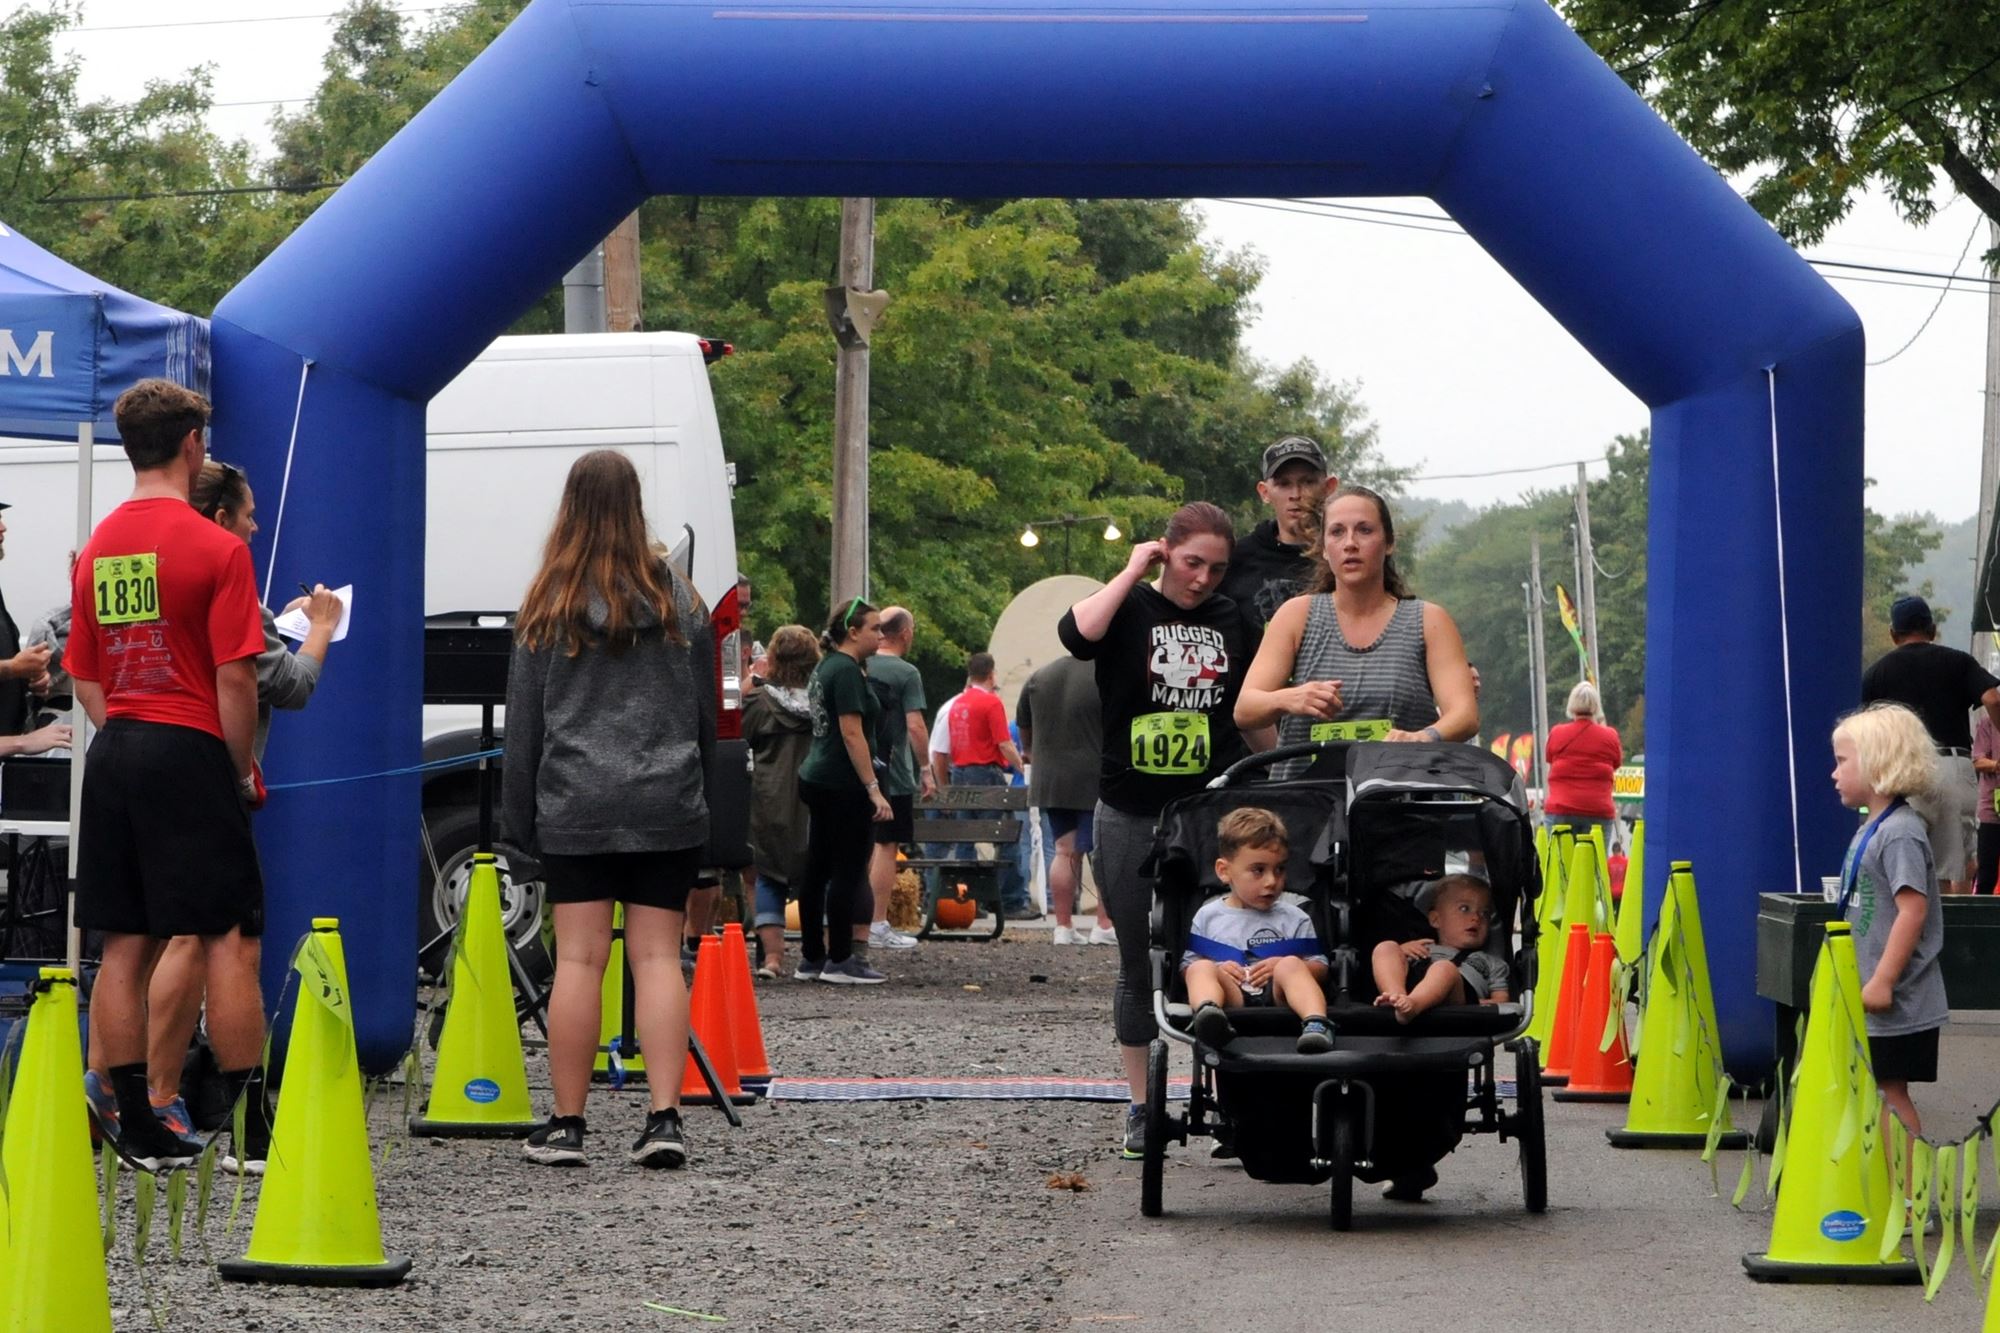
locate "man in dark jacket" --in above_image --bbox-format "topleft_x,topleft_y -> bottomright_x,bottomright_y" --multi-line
1217,436 -> 1338,628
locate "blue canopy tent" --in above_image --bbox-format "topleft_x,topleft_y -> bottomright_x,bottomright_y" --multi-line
0,219 -> 211,968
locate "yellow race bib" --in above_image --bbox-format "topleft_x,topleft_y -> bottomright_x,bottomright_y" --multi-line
91,554 -> 160,626
1309,718 -> 1391,742
1130,712 -> 1211,776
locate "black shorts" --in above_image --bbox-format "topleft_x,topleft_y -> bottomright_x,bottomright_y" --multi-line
1869,1027 -> 1939,1084
75,719 -> 263,939
538,847 -> 702,911
871,792 -> 914,845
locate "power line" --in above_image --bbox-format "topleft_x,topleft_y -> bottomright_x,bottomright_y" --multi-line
68,6 -> 452,33
1405,456 -> 1606,483
1867,216 -> 1987,366
40,181 -> 341,204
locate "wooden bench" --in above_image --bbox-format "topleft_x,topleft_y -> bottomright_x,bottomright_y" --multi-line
905,786 -> 1029,942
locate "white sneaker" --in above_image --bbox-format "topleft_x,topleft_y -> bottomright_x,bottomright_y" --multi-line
1051,926 -> 1080,945
1088,925 -> 1118,946
869,921 -> 919,950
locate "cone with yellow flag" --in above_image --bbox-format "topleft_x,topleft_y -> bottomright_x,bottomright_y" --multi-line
594,903 -> 647,1082
0,968 -> 112,1333
1743,922 -> 1916,1283
1608,862 -> 1747,1148
1613,818 -> 1646,965
410,854 -> 538,1136
1527,824 -> 1575,1052
221,919 -> 411,1287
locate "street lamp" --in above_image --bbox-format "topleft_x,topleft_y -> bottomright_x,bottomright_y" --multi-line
1020,514 -> 1120,571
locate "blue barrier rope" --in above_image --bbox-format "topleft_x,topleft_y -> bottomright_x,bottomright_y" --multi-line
266,747 -> 504,791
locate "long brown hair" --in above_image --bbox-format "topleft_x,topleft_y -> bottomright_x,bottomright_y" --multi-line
190,459 -> 250,522
516,450 -> 682,655
764,625 -> 820,688
1164,500 -> 1234,551
1307,484 -> 1411,598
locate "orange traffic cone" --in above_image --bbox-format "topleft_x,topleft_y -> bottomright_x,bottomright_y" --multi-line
1553,932 -> 1633,1102
716,924 -> 772,1088
1541,921 -> 1591,1085
680,935 -> 747,1107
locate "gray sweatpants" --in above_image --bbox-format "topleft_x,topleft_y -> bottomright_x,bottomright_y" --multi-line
1091,800 -> 1159,1047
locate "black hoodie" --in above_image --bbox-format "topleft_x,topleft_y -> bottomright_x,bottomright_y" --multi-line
1219,519 -> 1316,628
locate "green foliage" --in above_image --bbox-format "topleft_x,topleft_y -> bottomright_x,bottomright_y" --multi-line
1559,0 -> 2000,247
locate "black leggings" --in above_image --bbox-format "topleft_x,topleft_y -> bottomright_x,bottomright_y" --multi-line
797,782 -> 876,964
1978,822 -> 2000,895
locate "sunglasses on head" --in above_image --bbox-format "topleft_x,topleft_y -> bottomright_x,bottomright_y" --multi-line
842,596 -> 865,629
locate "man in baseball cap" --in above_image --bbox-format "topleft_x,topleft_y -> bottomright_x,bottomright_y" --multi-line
1218,435 -> 1338,628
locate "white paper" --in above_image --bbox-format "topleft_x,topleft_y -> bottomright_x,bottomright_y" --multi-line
275,584 -> 354,643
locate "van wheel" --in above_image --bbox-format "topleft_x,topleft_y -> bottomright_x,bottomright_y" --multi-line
418,806 -> 553,993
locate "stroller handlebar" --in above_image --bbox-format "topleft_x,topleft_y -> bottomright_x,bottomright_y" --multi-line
1209,740 -> 1350,788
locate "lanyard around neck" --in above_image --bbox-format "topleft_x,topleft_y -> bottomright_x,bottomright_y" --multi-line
1836,797 -> 1905,916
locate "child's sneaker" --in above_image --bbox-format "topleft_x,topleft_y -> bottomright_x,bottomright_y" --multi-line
1296,1017 -> 1335,1054
630,1108 -> 688,1169
522,1115 -> 588,1167
1188,1002 -> 1235,1048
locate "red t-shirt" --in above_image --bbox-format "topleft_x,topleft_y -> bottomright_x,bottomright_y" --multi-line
948,686 -> 1010,766
67,498 -> 267,740
1544,719 -> 1623,820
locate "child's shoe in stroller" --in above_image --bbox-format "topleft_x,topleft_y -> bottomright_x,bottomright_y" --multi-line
1295,1016 -> 1334,1054
1188,1002 -> 1235,1048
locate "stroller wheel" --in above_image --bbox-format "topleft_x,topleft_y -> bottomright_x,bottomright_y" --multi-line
1513,1039 -> 1548,1214
1140,1040 -> 1169,1218
1328,1107 -> 1356,1232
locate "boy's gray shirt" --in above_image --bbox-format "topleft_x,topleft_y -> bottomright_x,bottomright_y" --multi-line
1845,801 -> 1947,1037
502,568 -> 715,856
1428,943 -> 1510,999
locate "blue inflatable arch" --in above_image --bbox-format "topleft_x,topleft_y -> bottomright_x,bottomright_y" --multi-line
214,0 -> 1861,1075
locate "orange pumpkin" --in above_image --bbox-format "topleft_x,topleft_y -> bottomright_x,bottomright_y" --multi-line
933,884 -> 978,930
784,900 -> 801,933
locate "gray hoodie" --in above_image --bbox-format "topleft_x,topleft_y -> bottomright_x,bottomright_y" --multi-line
501,566 -> 715,856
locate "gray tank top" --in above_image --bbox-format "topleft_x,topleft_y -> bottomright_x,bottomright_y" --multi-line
1275,596 -> 1435,777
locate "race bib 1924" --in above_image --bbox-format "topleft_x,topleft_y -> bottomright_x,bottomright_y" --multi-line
1130,712 -> 1210,776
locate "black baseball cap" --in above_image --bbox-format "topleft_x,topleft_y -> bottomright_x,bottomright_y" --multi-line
1261,435 -> 1327,480
1890,595 -> 1934,636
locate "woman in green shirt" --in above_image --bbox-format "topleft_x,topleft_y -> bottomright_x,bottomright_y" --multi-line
795,598 -> 894,984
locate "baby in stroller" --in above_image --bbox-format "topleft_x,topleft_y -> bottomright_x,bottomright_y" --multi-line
1369,873 -> 1512,1023
1180,807 -> 1335,1055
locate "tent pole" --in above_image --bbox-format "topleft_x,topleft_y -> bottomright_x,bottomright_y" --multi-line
65,419 -> 92,974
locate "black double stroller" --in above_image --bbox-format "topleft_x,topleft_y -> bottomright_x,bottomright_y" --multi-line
1140,740 -> 1548,1229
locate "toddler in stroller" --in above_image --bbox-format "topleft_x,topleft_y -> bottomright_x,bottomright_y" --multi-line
1182,807 -> 1335,1054
1371,874 -> 1512,1022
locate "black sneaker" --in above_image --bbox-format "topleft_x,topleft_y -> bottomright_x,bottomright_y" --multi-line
818,957 -> 886,985
522,1115 -> 588,1166
630,1108 -> 688,1169
115,1110 -> 204,1173
793,958 -> 824,981
218,1093 -> 272,1176
1296,1017 -> 1334,1054
1120,1104 -> 1147,1160
1188,1002 -> 1235,1048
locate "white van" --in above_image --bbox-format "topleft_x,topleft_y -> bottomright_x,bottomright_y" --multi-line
418,332 -> 750,974
0,332 -> 750,979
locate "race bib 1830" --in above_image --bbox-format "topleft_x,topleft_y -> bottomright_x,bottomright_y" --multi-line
1130,712 -> 1210,776
1309,718 -> 1391,742
92,554 -> 160,625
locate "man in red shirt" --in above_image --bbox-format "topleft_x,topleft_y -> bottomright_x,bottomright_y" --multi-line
69,379 -> 269,1172
945,652 -> 1032,916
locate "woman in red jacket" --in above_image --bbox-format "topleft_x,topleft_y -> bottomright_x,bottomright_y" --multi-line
1544,682 -> 1623,848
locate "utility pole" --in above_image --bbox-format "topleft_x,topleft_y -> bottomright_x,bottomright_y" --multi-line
1528,534 -> 1550,798
1575,462 -> 1602,690
828,198 -> 878,602
604,211 -> 643,333
1977,192 -> 2000,668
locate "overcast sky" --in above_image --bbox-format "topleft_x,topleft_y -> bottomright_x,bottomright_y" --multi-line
51,0 -> 1997,522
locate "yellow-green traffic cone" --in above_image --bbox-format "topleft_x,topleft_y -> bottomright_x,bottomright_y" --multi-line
1542,839 -> 1604,1081
594,903 -> 646,1082
1986,1223 -> 2000,1331
1612,818 -> 1646,965
1665,861 -> 1724,1050
1608,867 -> 1746,1149
1527,824 -> 1574,1051
1,969 -> 112,1333
410,854 -> 537,1136
221,919 -> 411,1288
1743,922 -> 1916,1282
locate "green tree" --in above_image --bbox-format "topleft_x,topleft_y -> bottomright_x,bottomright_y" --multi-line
1558,0 -> 2000,247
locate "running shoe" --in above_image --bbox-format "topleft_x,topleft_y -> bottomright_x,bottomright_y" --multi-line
115,1110 -> 204,1173
868,921 -> 919,950
83,1070 -> 119,1140
818,957 -> 887,985
1120,1104 -> 1147,1161
1087,925 -> 1118,946
793,959 -> 825,982
629,1108 -> 688,1169
1188,1003 -> 1235,1048
219,1090 -> 272,1176
522,1115 -> 588,1167
151,1095 -> 195,1139
1050,926 -> 1081,946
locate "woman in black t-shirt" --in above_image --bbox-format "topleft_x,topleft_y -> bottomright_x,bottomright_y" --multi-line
1058,501 -> 1269,1160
